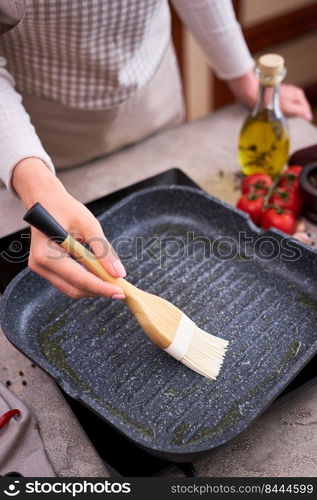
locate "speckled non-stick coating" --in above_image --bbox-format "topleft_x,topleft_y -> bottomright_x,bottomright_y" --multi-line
1,186 -> 317,461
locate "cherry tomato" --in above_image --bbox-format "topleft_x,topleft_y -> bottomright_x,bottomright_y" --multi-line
237,194 -> 264,225
287,165 -> 303,176
278,166 -> 303,191
269,186 -> 302,217
262,208 -> 296,235
241,173 -> 273,196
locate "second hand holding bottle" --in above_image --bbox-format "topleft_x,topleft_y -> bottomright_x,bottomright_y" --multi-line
238,54 -> 290,177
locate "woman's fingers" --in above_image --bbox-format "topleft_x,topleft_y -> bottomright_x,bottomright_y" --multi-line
26,195 -> 127,299
79,216 -> 127,279
33,266 -> 97,299
282,99 -> 312,121
280,84 -> 313,121
227,72 -> 313,121
42,252 -> 125,299
292,89 -> 313,121
29,231 -> 125,299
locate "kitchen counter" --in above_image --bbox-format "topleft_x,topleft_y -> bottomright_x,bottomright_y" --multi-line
1,103 -> 317,477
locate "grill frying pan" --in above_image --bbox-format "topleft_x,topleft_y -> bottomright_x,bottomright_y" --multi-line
1,186 -> 317,461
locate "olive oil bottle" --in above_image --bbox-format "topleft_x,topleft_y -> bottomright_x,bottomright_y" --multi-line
238,54 -> 289,177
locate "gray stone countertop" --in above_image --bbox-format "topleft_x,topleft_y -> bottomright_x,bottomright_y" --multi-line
1,104 -> 317,477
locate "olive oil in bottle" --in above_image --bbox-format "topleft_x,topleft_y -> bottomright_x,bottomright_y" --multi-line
238,54 -> 289,177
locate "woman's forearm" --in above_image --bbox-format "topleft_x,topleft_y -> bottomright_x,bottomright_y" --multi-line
171,0 -> 254,80
227,69 -> 312,120
12,157 -> 65,208
12,157 -> 127,299
0,55 -> 55,193
227,70 -> 258,108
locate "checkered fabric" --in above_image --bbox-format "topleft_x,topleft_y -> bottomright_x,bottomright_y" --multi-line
0,0 -> 170,109
0,0 -> 253,192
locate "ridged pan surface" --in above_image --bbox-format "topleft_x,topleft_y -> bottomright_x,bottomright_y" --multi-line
1,186 -> 317,460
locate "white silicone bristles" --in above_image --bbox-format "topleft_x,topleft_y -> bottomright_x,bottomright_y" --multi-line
181,326 -> 228,379
164,314 -> 228,379
164,314 -> 196,360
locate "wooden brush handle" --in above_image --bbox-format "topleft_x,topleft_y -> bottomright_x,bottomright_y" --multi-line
23,202 -> 132,294
23,203 -> 183,351
61,234 -> 130,292
64,234 -> 176,347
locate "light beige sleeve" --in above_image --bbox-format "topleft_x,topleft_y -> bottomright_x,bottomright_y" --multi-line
0,55 -> 55,195
170,0 -> 254,80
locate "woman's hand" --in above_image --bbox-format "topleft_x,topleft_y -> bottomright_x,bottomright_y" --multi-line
12,158 -> 126,300
279,84 -> 313,121
228,70 -> 313,121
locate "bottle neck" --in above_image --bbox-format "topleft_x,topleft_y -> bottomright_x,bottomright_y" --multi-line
252,82 -> 282,119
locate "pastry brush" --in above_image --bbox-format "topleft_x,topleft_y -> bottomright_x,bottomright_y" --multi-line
24,203 -> 228,379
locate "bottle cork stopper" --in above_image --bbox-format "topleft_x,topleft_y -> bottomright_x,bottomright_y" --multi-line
258,54 -> 284,76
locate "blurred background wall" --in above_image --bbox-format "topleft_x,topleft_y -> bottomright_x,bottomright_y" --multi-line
171,0 -> 317,121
